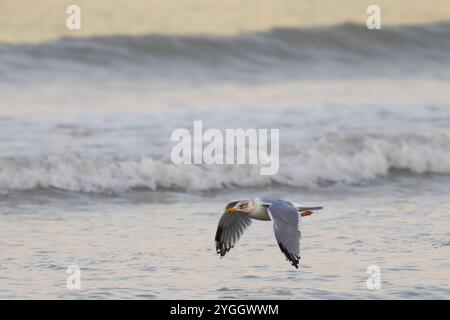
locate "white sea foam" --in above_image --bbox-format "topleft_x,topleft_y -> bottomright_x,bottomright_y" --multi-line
0,23 -> 449,194
1,132 -> 449,194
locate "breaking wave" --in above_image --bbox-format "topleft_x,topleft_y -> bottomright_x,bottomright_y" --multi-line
1,133 -> 449,194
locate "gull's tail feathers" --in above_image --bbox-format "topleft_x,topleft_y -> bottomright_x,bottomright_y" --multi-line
292,204 -> 323,217
297,206 -> 323,211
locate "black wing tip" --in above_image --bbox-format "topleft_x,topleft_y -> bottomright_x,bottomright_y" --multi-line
215,226 -> 229,257
278,242 -> 300,269
216,241 -> 232,258
215,226 -> 223,242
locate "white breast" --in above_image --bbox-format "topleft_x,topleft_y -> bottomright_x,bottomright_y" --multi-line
248,205 -> 271,221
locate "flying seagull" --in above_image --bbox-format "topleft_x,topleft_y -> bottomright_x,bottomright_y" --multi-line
214,199 -> 323,268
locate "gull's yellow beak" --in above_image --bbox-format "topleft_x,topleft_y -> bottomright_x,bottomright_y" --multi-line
227,207 -> 237,213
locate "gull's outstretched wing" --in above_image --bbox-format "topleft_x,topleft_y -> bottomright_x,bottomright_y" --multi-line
267,200 -> 301,268
215,201 -> 252,257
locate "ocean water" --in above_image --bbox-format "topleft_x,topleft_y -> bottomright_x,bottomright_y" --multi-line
0,23 -> 450,299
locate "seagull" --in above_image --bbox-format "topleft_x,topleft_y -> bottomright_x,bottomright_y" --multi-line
214,199 -> 323,268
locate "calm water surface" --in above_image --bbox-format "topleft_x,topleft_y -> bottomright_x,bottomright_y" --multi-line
1,175 -> 449,299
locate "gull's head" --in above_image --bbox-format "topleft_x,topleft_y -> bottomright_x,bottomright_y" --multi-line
227,200 -> 255,214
